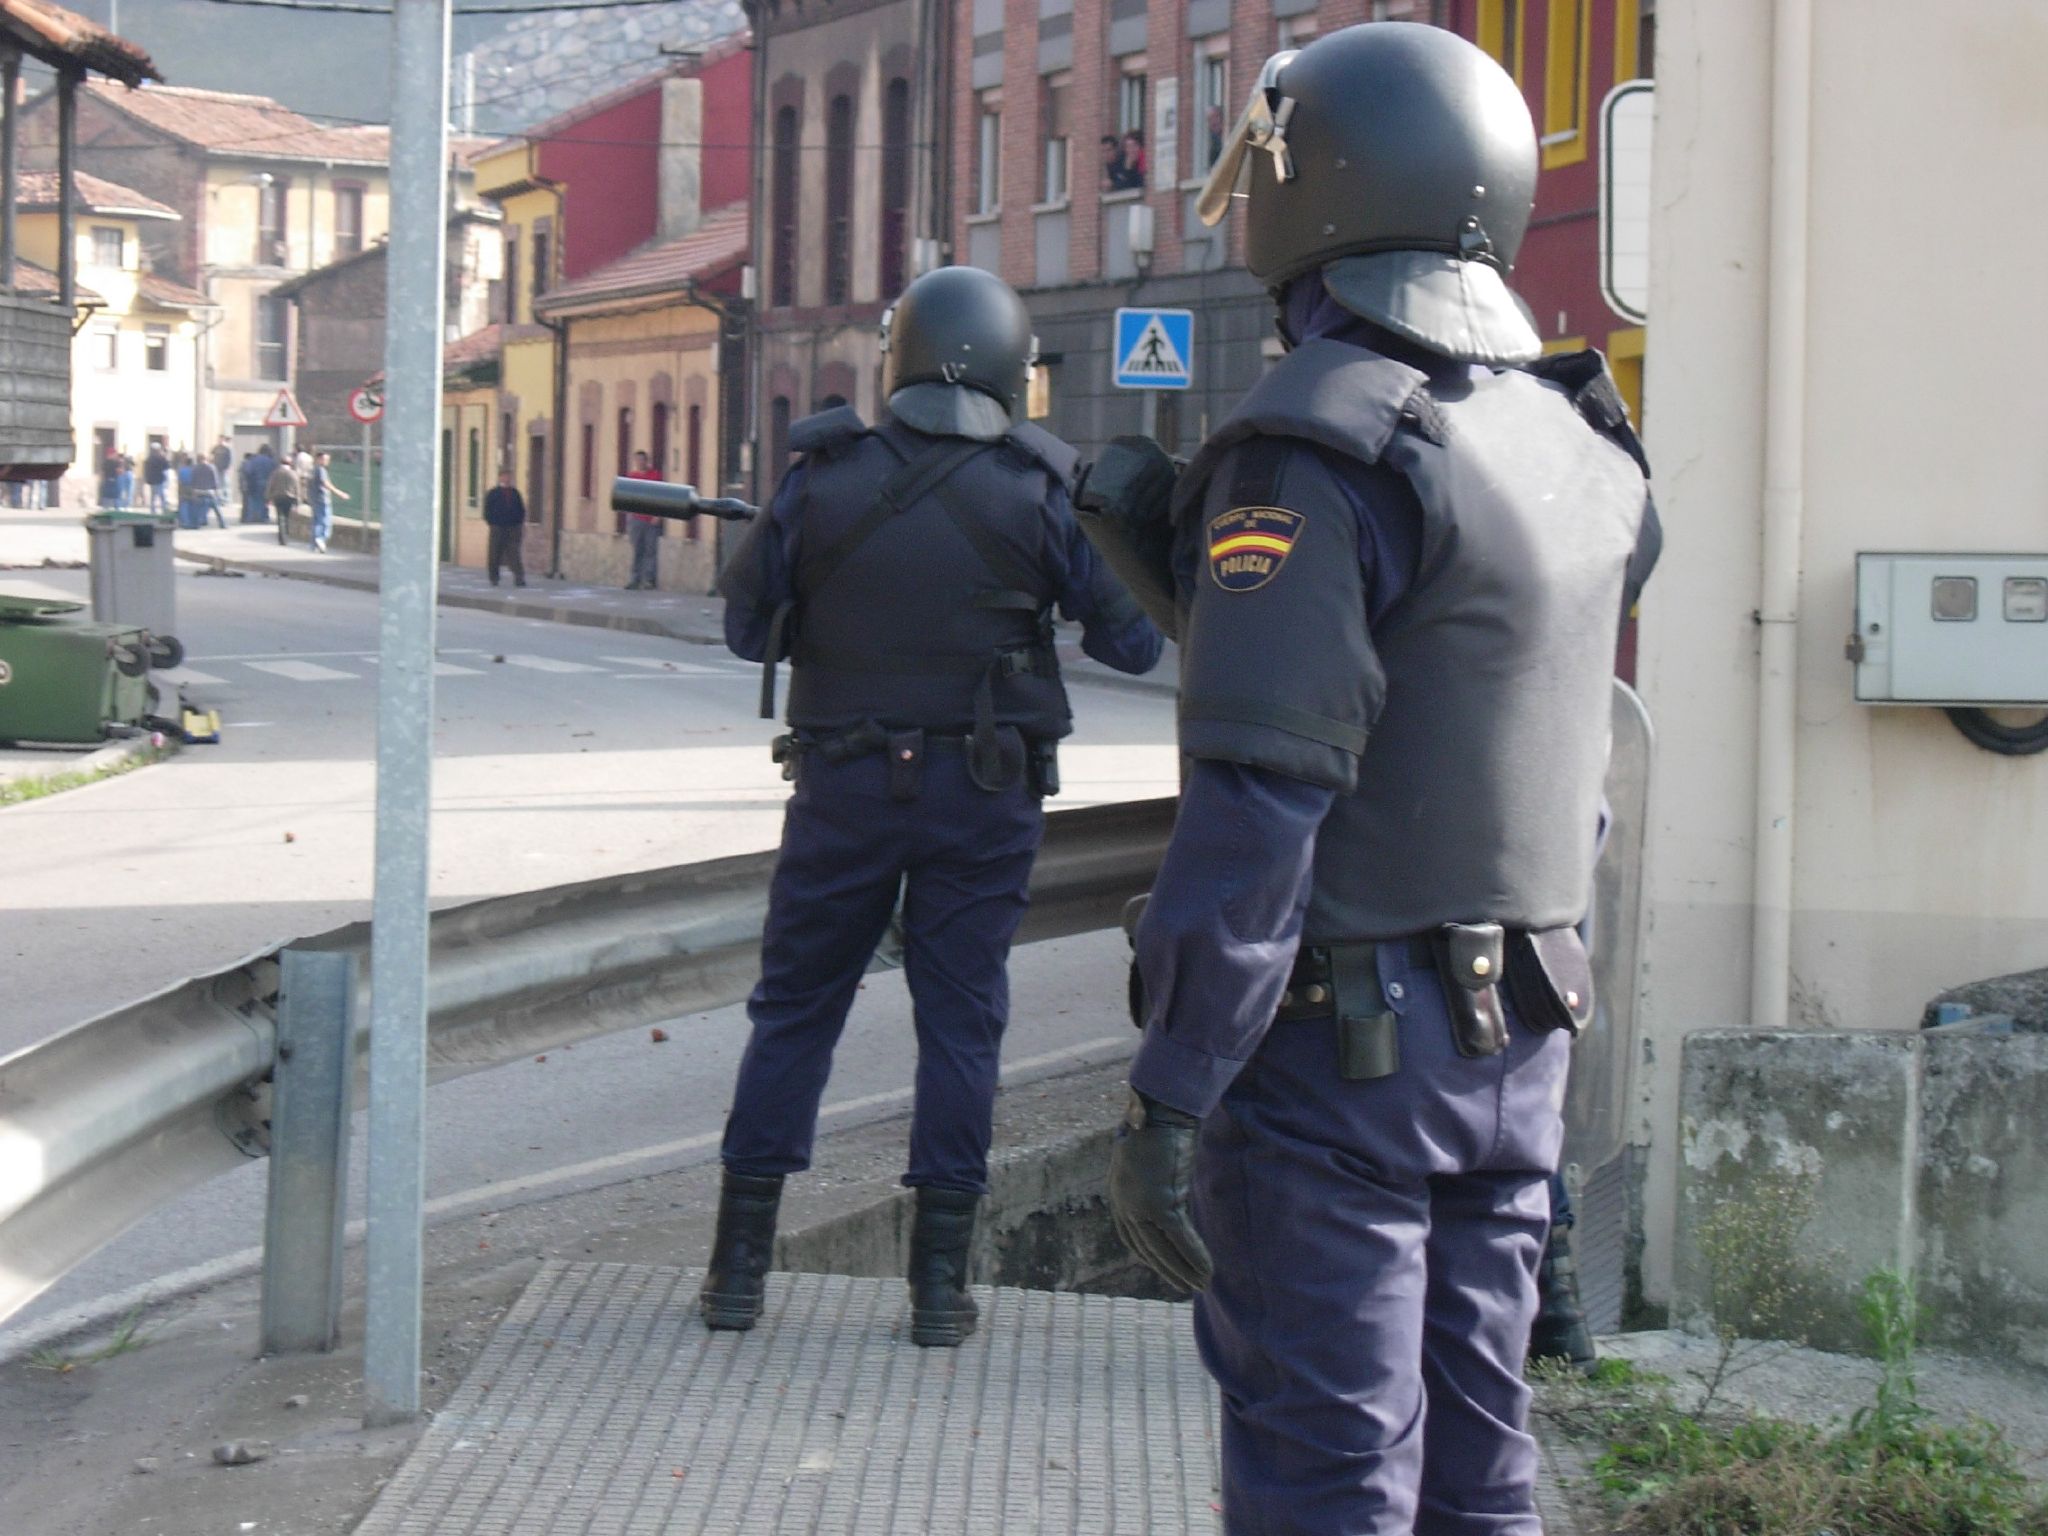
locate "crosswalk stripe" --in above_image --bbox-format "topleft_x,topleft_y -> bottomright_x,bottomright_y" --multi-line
434,661 -> 485,676
598,655 -> 734,675
245,659 -> 358,682
156,667 -> 228,687
502,654 -> 607,674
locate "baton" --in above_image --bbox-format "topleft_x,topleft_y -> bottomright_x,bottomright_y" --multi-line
609,478 -> 759,522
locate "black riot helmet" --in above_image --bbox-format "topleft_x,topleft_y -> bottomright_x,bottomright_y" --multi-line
881,266 -> 1038,440
1197,23 -> 1541,364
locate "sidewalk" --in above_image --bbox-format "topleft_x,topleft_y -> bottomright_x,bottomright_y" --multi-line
170,522 -> 1180,697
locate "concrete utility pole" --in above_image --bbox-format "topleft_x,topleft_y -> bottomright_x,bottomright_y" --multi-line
362,0 -> 450,1430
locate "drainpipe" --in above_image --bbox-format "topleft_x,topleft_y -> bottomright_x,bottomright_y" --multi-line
745,18 -> 767,507
1749,0 -> 1812,1033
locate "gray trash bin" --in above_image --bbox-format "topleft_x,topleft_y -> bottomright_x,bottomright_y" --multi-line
86,510 -> 183,668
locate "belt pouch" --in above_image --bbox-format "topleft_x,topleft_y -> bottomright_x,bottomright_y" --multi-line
1506,926 -> 1596,1037
887,729 -> 924,801
1431,923 -> 1509,1058
1329,943 -> 1399,1081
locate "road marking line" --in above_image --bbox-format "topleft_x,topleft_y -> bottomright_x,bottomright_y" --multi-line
157,667 -> 228,687
503,654 -> 607,674
244,659 -> 358,682
434,661 -> 485,676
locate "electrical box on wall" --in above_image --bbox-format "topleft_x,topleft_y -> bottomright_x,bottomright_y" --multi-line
1852,553 -> 2048,705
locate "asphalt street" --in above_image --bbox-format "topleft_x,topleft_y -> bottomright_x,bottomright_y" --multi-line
0,549 -> 1176,1335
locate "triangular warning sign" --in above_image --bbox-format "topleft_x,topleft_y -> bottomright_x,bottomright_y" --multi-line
1119,315 -> 1189,381
263,387 -> 308,429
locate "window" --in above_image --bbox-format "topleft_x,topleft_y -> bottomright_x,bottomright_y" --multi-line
91,327 -> 117,371
467,425 -> 481,505
335,185 -> 364,258
1191,51 -> 1228,180
1477,0 -> 1525,83
613,406 -> 633,533
1620,0 -> 1656,81
685,405 -> 703,542
144,324 -> 169,372
973,93 -> 1002,216
579,421 -> 595,499
257,176 -> 290,266
1040,75 -> 1071,205
769,395 -> 791,477
526,434 -> 545,524
501,412 -> 514,471
771,105 -> 799,307
90,225 -> 124,267
1276,16 -> 1316,50
824,93 -> 854,305
651,401 -> 671,481
531,225 -> 551,299
880,78 -> 911,298
503,230 -> 521,324
255,294 -> 287,378
1542,0 -> 1591,167
1118,71 -> 1147,136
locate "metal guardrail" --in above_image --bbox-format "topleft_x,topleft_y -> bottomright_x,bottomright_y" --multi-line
0,796 -> 1178,1330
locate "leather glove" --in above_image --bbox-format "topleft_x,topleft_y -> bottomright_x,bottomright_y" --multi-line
1108,1090 -> 1212,1293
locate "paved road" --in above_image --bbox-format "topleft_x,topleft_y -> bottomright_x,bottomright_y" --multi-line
0,552 -> 1175,1334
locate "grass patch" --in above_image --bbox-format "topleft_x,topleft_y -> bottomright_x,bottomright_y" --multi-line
1538,1272 -> 2048,1535
0,742 -> 167,805
25,1308 -> 152,1374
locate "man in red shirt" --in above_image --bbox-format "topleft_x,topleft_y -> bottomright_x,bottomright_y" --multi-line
625,449 -> 663,590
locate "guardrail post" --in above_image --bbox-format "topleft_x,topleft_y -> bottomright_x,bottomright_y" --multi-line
260,949 -> 357,1354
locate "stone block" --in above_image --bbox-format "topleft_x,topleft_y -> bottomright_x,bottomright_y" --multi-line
1917,1032 -> 2048,1367
1676,1030 -> 1916,1353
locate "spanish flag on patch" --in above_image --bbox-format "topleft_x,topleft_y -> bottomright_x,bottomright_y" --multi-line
1207,506 -> 1305,592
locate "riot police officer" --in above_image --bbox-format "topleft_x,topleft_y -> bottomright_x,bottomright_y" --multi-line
710,265 -> 1161,1347
1101,24 -> 1659,1532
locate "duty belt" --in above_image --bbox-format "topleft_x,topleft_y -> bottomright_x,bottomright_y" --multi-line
1282,923 -> 1595,1082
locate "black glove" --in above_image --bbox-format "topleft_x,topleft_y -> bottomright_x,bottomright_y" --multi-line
1108,1090 -> 1212,1293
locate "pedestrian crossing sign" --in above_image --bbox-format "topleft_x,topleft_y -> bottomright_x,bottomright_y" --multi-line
1113,307 -> 1194,390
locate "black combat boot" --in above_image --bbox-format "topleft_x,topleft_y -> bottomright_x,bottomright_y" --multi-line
1528,1220 -> 1597,1374
699,1171 -> 783,1331
907,1187 -> 980,1348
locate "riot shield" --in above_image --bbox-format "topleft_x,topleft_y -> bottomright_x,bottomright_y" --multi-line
1561,678 -> 1654,1175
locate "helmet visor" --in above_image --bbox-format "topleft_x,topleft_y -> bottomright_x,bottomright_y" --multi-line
1195,49 -> 1300,228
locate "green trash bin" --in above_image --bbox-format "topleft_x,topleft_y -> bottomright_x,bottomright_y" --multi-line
85,511 -> 183,668
0,593 -> 156,746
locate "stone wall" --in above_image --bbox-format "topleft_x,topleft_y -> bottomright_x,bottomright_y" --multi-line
1679,1026 -> 2048,1367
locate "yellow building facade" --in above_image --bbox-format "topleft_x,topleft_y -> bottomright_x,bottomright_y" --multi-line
16,171 -> 212,506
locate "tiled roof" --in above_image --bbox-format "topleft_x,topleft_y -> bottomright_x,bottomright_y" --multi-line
534,203 -> 748,315
445,323 -> 503,373
137,271 -> 212,309
83,81 -> 390,165
0,0 -> 156,86
15,168 -> 177,218
4,256 -> 105,305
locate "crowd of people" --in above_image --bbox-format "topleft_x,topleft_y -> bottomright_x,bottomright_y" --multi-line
84,437 -> 349,553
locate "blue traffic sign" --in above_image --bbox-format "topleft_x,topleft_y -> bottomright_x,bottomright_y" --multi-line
1113,307 -> 1193,390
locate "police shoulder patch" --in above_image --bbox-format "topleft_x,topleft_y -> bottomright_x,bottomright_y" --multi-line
1207,506 -> 1304,591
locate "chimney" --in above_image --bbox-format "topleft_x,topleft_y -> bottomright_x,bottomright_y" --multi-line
657,76 -> 703,241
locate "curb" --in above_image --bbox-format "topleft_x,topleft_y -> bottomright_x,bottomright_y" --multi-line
0,731 -> 168,801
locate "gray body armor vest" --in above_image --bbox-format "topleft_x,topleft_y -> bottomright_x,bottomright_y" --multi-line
1177,339 -> 1650,940
783,410 -> 1076,740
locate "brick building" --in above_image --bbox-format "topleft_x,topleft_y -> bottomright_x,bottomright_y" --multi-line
740,0 -> 953,500
950,0 -> 1651,460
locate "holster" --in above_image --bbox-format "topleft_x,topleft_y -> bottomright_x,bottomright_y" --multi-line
1026,738 -> 1060,798
887,728 -> 925,801
1506,926 -> 1596,1038
1282,944 -> 1399,1081
1073,435 -> 1183,638
769,731 -> 800,782
1431,922 -> 1509,1058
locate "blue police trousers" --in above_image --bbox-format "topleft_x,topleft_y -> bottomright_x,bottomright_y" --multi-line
720,745 -> 1045,1194
1193,939 -> 1570,1536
